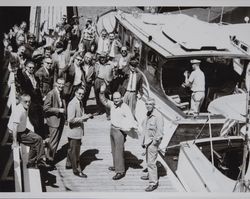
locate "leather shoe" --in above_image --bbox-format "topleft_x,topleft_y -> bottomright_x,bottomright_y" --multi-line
108,166 -> 115,171
65,165 -> 72,170
145,184 -> 158,192
142,168 -> 148,173
112,172 -> 125,180
74,172 -> 87,178
140,175 -> 149,180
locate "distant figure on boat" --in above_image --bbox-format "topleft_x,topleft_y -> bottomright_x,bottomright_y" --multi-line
141,97 -> 164,192
182,59 -> 205,116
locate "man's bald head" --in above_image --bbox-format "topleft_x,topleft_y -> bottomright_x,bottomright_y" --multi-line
113,92 -> 122,106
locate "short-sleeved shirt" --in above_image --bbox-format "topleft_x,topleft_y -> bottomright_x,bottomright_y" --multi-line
7,103 -> 28,132
188,68 -> 205,92
96,62 -> 114,82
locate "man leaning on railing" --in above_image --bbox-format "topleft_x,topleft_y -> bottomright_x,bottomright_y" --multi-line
7,93 -> 50,169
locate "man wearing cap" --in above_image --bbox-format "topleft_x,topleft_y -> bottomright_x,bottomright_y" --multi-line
182,59 -> 205,116
80,18 -> 96,52
94,52 -> 114,118
141,97 -> 164,192
119,59 -> 143,116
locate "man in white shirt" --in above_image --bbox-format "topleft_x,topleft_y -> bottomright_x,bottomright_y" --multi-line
182,59 -> 205,116
8,94 -> 48,169
99,83 -> 138,180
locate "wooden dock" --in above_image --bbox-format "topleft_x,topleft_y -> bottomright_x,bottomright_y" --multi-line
44,89 -> 184,192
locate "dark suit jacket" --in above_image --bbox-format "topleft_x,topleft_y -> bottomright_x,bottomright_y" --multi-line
35,66 -> 55,98
43,88 -> 66,128
19,71 -> 43,104
119,69 -> 143,96
63,63 -> 86,95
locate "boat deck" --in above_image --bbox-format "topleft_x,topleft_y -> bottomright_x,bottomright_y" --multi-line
44,90 -> 184,192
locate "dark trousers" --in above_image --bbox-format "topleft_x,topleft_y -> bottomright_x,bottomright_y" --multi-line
123,91 -> 137,116
66,138 -> 82,173
29,103 -> 46,139
46,123 -> 64,162
16,129 -> 45,164
110,126 -> 125,173
94,78 -> 110,115
82,83 -> 92,108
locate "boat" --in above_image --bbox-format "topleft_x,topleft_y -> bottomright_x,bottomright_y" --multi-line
96,9 -> 250,149
170,92 -> 250,192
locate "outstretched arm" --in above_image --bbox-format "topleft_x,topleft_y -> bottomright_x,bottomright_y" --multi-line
99,83 -> 111,109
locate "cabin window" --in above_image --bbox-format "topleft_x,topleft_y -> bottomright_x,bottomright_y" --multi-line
147,50 -> 159,76
131,38 -> 142,61
118,24 -> 124,44
124,29 -> 132,49
241,44 -> 248,52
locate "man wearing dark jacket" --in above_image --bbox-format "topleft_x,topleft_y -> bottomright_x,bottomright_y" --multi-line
43,77 -> 66,166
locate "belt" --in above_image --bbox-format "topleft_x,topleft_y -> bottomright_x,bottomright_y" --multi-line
126,90 -> 136,92
97,77 -> 110,83
192,91 -> 205,93
83,38 -> 92,41
18,129 -> 29,134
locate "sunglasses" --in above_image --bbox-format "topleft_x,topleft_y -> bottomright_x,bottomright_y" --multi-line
145,103 -> 154,105
46,62 -> 53,65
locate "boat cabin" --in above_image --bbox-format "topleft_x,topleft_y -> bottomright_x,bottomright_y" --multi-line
98,11 -> 250,119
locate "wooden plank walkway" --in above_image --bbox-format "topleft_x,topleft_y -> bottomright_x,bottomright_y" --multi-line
45,88 -> 183,192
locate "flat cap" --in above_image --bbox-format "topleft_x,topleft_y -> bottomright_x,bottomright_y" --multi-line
99,52 -> 107,57
129,60 -> 139,67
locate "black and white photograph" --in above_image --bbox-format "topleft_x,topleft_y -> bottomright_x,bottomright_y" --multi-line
0,1 -> 250,198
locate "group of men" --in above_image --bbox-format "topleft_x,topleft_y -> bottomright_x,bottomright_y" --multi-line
3,15 -> 165,192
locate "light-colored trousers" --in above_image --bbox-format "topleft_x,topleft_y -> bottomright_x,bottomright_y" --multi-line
190,91 -> 205,114
146,142 -> 159,185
